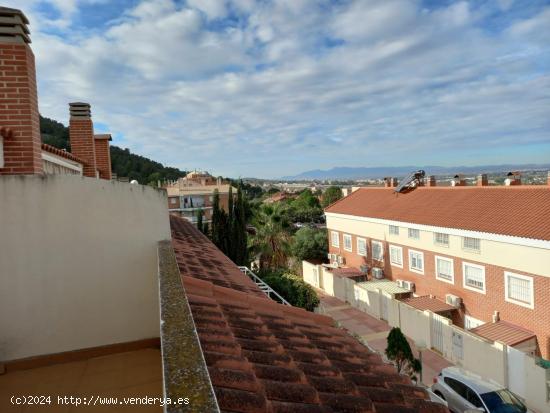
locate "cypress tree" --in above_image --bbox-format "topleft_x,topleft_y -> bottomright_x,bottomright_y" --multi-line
211,189 -> 221,247
227,185 -> 234,260
232,184 -> 248,265
196,208 -> 204,234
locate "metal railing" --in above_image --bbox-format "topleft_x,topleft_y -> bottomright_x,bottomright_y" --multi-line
238,266 -> 291,306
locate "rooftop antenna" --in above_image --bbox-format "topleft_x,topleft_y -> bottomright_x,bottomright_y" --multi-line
394,170 -> 426,194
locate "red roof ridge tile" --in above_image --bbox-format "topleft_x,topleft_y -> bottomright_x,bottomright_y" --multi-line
41,143 -> 87,165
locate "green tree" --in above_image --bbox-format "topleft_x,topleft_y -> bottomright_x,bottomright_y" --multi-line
322,186 -> 343,208
211,189 -> 222,247
231,184 -> 248,266
291,227 -> 328,261
385,327 -> 421,380
251,203 -> 292,270
259,270 -> 320,311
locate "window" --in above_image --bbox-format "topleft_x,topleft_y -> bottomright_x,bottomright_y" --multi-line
435,256 -> 454,284
357,238 -> 367,256
444,377 -> 468,399
389,245 -> 403,268
505,272 -> 534,309
389,225 -> 400,235
434,232 -> 449,247
408,228 -> 420,239
169,198 -> 177,205
408,250 -> 424,274
372,240 -> 384,261
343,234 -> 352,252
331,231 -> 339,248
463,237 -> 480,252
463,262 -> 486,293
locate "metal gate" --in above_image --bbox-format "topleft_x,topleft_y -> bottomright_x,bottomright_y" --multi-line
380,293 -> 389,321
507,347 -> 526,399
452,331 -> 463,361
431,314 -> 446,353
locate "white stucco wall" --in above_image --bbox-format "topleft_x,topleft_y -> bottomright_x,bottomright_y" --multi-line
0,175 -> 170,361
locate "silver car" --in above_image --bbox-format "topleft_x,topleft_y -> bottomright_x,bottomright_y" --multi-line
431,367 -> 530,413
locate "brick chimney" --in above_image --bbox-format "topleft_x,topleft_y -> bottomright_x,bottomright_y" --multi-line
69,102 -> 97,178
0,7 -> 43,175
451,174 -> 465,186
425,175 -> 436,187
476,174 -> 488,186
505,171 -> 521,186
93,134 -> 112,180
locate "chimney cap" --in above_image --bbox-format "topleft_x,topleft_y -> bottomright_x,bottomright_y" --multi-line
69,102 -> 92,118
94,133 -> 112,141
0,7 -> 31,44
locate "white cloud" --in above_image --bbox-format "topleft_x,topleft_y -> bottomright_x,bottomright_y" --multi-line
3,0 -> 548,177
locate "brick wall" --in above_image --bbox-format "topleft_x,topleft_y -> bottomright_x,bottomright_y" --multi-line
94,137 -> 111,180
0,43 -> 43,175
328,230 -> 550,358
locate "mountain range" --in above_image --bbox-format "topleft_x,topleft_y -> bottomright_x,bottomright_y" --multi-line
281,164 -> 550,181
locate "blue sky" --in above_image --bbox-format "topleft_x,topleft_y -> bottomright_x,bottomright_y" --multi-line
6,0 -> 550,178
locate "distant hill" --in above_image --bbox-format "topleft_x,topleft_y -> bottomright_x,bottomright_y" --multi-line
282,164 -> 550,181
40,116 -> 186,184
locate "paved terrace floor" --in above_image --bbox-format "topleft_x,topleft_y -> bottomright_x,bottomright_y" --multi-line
317,291 -> 453,387
0,349 -> 162,412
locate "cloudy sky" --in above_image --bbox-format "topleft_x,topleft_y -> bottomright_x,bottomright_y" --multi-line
6,0 -> 550,178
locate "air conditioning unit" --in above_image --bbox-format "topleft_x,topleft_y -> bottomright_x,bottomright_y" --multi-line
359,265 -> 369,274
371,267 -> 384,279
402,281 -> 415,292
327,253 -> 332,260
337,256 -> 345,265
445,294 -> 462,308
396,279 -> 405,288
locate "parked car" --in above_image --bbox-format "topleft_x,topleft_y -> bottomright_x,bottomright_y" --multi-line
431,367 -> 530,413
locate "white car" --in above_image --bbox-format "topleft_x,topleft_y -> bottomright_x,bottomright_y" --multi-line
431,367 -> 530,413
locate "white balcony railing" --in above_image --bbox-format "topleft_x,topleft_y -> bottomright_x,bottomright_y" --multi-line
238,266 -> 291,306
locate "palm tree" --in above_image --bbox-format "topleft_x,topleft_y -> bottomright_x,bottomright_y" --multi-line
250,203 -> 292,270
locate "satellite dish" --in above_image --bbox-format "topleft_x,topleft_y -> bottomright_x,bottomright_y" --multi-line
394,170 -> 425,194
130,180 -> 139,185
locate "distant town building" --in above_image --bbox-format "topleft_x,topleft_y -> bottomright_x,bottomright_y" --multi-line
164,171 -> 235,224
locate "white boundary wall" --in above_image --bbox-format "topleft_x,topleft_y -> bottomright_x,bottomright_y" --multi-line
303,261 -> 550,413
0,175 -> 171,361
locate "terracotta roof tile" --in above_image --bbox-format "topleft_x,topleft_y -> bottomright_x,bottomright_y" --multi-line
470,320 -> 535,346
325,186 -> 550,241
170,215 -> 448,413
400,296 -> 457,314
170,215 -> 264,297
41,143 -> 87,165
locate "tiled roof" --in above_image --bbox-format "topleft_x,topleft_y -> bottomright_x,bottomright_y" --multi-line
400,296 -> 456,314
171,216 -> 448,413
170,215 -> 264,298
357,279 -> 411,296
41,143 -> 87,165
470,321 -> 535,346
325,186 -> 550,241
330,267 -> 366,278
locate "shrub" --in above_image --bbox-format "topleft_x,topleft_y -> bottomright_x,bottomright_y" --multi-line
259,270 -> 320,311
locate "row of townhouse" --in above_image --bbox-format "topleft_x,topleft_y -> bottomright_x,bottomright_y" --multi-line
325,179 -> 550,359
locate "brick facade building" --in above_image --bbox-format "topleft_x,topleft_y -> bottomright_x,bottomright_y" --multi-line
325,183 -> 550,358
